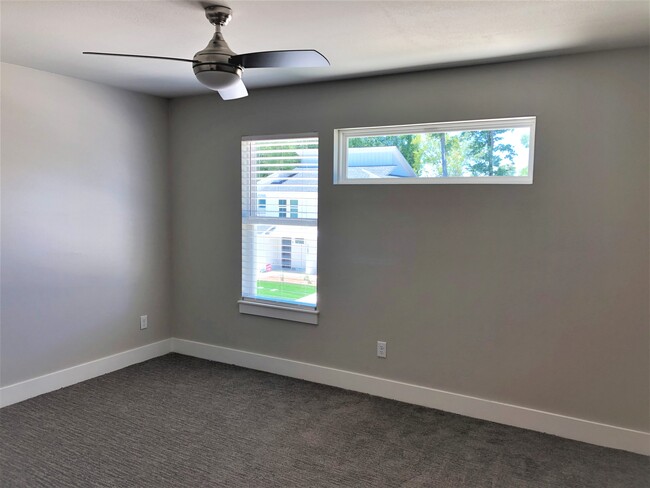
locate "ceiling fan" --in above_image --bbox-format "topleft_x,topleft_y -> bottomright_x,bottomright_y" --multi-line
83,4 -> 330,100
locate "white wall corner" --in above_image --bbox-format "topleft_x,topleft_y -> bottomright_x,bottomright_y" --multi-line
170,338 -> 650,456
0,339 -> 172,408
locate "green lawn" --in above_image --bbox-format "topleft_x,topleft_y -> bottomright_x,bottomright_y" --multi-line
256,280 -> 316,301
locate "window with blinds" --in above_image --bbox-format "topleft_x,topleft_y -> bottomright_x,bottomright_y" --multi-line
241,135 -> 318,310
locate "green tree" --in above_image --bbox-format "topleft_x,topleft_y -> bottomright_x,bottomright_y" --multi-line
440,133 -> 448,176
460,129 -> 516,176
413,133 -> 465,177
518,133 -> 530,176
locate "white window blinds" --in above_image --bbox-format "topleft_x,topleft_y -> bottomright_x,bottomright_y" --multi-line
242,135 -> 318,309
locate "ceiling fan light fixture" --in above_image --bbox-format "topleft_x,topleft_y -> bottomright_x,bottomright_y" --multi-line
195,69 -> 240,91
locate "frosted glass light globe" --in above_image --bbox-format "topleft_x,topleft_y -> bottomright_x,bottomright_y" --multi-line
195,70 -> 239,91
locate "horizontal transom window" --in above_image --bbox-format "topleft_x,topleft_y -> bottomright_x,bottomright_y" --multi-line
334,117 -> 536,184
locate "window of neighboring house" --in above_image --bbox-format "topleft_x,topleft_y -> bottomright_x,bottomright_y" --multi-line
334,116 -> 536,184
240,134 -> 319,325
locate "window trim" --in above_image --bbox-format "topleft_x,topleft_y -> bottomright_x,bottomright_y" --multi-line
334,116 -> 536,185
238,299 -> 318,325
240,132 -> 320,325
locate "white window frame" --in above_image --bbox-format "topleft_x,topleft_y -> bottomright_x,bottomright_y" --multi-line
334,116 -> 536,185
239,133 -> 319,325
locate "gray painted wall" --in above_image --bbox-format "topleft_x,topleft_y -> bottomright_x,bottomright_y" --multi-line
1,63 -> 171,386
169,48 -> 649,432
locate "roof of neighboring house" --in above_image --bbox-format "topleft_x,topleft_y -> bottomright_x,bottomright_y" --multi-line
256,146 -> 415,192
257,166 -> 318,193
346,146 -> 416,178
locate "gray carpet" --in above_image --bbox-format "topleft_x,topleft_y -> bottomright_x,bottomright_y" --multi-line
0,354 -> 647,487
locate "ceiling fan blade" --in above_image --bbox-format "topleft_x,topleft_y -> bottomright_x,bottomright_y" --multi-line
83,52 -> 195,63
231,50 -> 330,68
218,78 -> 248,100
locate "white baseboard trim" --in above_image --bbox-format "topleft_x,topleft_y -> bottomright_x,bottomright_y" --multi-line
0,339 -> 172,408
2,337 -> 647,456
171,338 -> 650,456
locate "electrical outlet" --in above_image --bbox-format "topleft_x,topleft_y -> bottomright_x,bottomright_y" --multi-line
140,315 -> 148,330
377,341 -> 387,358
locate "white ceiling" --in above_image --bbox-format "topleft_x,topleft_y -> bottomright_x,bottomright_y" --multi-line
1,0 -> 648,98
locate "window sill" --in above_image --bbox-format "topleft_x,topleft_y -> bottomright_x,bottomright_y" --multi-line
238,300 -> 319,325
